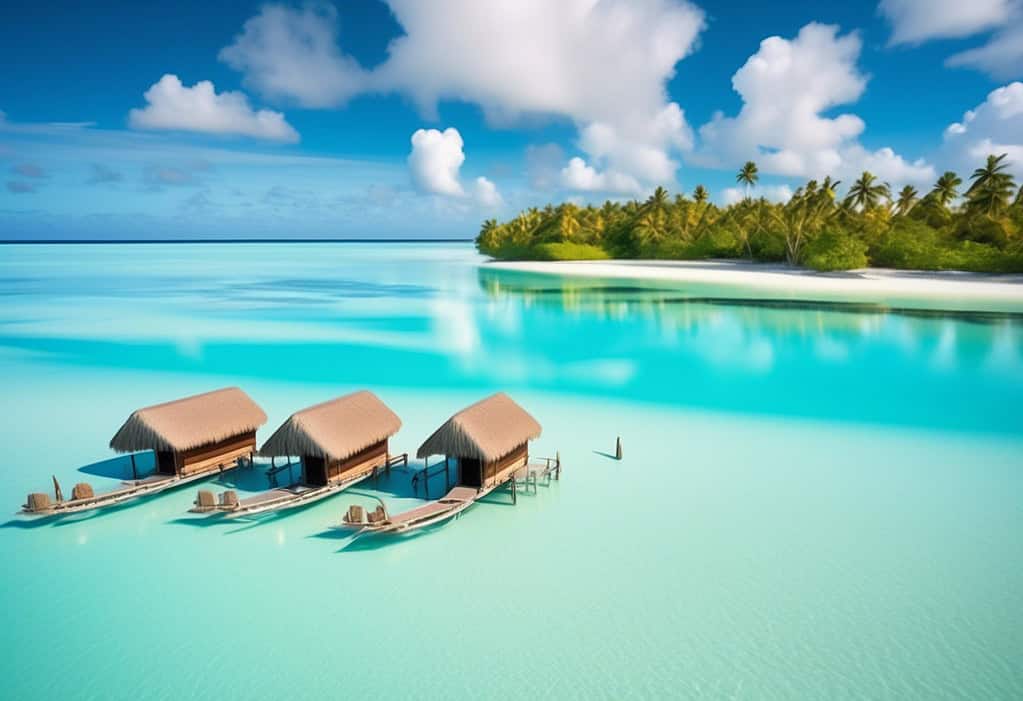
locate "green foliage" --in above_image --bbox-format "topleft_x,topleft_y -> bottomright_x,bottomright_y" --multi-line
803,230 -> 868,271
530,242 -> 609,261
475,154 -> 1023,274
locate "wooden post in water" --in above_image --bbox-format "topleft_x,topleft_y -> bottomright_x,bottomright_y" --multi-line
444,457 -> 450,490
130,453 -> 138,481
615,437 -> 623,460
423,457 -> 430,499
511,476 -> 517,505
556,451 -> 561,480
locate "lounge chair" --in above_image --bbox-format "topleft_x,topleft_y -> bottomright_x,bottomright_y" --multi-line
345,504 -> 365,525
72,483 -> 95,501
220,490 -> 239,509
194,490 -> 217,512
25,493 -> 51,513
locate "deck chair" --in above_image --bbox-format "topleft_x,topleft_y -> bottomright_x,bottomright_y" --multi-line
346,504 -> 365,525
220,490 -> 239,509
71,483 -> 95,501
367,505 -> 387,524
195,490 -> 217,511
25,493 -> 51,512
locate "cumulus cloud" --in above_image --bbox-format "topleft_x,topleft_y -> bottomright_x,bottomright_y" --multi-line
222,1 -> 705,193
408,127 -> 466,197
696,23 -> 934,186
129,74 -> 299,142
721,184 -> 793,205
407,127 -> 502,206
942,82 -> 1023,179
945,20 -> 1023,80
879,0 -> 1014,44
219,3 -> 366,108
473,177 -> 503,207
879,0 -> 1023,79
560,157 -> 641,193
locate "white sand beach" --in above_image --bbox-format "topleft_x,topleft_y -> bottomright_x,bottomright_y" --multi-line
485,259 -> 1023,311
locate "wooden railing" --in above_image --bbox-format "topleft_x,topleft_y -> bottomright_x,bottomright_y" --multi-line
530,454 -> 562,480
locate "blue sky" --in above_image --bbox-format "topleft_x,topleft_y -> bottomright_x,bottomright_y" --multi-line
1,0 -> 1021,239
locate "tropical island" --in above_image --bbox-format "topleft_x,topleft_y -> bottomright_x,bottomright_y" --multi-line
476,155 -> 1023,273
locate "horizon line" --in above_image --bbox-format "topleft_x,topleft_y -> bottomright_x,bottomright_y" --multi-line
0,238 -> 476,245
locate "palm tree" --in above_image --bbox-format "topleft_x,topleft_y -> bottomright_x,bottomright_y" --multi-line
1015,184 -> 1023,207
736,161 -> 759,201
821,176 -> 841,197
895,185 -> 919,215
931,171 -> 962,207
476,218 -> 499,252
633,210 -> 668,249
844,171 -> 890,211
643,186 -> 670,215
693,185 -> 709,205
966,154 -> 1017,215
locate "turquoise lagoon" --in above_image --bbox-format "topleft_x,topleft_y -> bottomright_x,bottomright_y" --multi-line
0,243 -> 1021,699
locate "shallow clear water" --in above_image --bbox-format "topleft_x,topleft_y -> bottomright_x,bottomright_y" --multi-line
0,243 -> 1021,699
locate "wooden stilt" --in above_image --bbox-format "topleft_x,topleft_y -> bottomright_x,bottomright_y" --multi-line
615,437 -> 623,460
511,476 -> 517,505
130,453 -> 138,481
424,457 -> 430,499
556,451 -> 561,480
445,457 -> 450,490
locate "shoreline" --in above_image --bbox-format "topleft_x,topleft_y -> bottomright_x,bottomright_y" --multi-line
483,259 -> 1023,311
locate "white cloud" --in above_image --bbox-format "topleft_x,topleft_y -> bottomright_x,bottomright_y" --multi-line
407,127 -> 503,206
129,74 -> 298,142
879,0 -> 1023,79
222,1 -> 705,193
942,82 -> 1023,179
721,184 -> 793,205
879,0 -> 1015,44
408,127 -> 466,197
696,23 -> 934,186
945,20 -> 1023,80
473,177 -> 503,207
219,3 -> 366,107
560,157 -> 642,193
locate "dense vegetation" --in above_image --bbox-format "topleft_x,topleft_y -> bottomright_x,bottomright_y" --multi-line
476,154 -> 1023,272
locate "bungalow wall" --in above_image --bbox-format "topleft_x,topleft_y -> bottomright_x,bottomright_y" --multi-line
459,443 -> 528,490
302,439 -> 389,487
157,431 -> 257,476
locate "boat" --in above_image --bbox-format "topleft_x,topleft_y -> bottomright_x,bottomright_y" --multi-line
190,390 -> 405,518
335,392 -> 559,538
337,486 -> 478,535
20,387 -> 267,517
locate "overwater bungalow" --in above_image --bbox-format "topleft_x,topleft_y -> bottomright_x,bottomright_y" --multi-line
192,390 -> 405,517
340,392 -> 556,535
21,387 -> 267,516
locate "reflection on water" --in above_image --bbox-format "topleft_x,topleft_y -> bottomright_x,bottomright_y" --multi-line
0,244 -> 1021,436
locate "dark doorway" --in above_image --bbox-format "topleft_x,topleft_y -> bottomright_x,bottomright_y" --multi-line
459,458 -> 482,488
156,450 -> 176,474
303,456 -> 327,486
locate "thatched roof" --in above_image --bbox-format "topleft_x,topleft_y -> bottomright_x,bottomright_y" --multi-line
417,393 -> 541,462
109,387 -> 267,453
259,390 -> 401,461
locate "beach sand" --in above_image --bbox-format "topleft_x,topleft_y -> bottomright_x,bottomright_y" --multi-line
485,259 -> 1023,311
